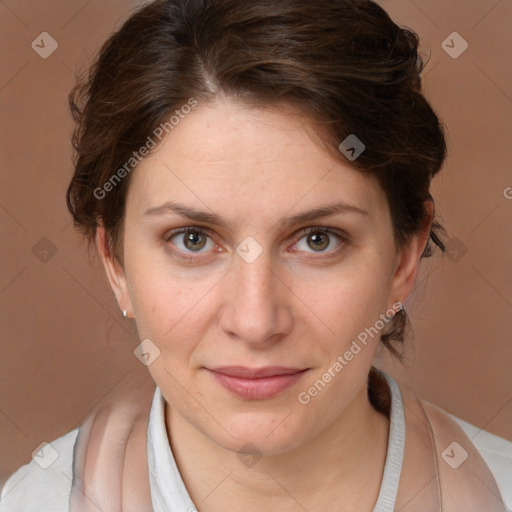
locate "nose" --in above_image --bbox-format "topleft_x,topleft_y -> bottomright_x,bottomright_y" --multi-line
219,247 -> 293,348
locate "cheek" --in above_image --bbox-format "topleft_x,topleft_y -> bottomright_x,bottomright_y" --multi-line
292,263 -> 392,417
124,249 -> 224,370
294,255 -> 393,339
131,278 -> 205,344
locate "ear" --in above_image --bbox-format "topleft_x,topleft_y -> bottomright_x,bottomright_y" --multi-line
96,225 -> 134,318
388,201 -> 434,308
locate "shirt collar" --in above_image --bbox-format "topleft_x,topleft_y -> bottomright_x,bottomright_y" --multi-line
147,386 -> 197,512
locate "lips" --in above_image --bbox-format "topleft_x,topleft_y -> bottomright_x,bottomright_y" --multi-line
209,366 -> 306,378
205,366 -> 309,400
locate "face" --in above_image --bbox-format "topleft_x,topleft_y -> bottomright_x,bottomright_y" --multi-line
99,97 -> 427,455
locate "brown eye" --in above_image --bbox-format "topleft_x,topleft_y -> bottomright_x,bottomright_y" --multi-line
306,231 -> 330,251
165,227 -> 214,260
182,230 -> 207,251
294,227 -> 347,255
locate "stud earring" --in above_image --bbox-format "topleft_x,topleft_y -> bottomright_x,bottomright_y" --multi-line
122,310 -> 127,318
385,301 -> 403,320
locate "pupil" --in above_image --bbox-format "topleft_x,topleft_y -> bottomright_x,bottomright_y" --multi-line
185,231 -> 205,250
310,232 -> 328,251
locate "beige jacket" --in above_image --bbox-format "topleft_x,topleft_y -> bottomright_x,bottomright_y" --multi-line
64,371 -> 508,511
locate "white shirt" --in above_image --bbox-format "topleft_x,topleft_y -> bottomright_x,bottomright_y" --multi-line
1,374 -> 511,511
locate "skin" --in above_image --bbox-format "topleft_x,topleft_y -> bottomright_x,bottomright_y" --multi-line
97,96 -> 432,511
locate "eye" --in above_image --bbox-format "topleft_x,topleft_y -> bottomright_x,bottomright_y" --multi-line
164,227 -> 215,260
293,227 -> 347,255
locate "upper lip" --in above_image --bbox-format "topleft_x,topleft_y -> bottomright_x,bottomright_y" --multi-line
207,366 -> 307,379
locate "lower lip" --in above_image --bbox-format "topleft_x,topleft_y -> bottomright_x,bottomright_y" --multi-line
207,369 -> 308,400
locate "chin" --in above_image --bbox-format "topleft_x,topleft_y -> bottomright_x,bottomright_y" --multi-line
205,408 -> 312,456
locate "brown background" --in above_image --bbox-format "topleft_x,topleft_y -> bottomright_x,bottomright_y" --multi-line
1,0 -> 511,487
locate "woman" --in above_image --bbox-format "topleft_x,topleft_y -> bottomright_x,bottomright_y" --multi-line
1,0 -> 511,510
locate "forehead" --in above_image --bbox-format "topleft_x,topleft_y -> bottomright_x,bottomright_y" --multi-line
125,97 -> 388,224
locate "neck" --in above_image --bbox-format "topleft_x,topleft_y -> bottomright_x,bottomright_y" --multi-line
165,375 -> 390,512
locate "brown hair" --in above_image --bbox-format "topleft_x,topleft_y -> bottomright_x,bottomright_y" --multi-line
66,0 -> 447,359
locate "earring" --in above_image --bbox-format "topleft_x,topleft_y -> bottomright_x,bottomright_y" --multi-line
385,301 -> 403,320
122,310 -> 127,318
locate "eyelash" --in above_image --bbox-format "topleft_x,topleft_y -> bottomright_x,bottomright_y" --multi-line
163,226 -> 350,262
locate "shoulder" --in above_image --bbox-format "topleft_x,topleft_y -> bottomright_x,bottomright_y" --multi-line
0,376 -> 156,512
450,413 -> 512,511
405,386 -> 512,511
0,428 -> 78,512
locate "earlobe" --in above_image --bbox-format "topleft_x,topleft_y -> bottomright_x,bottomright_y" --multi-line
96,226 -> 133,317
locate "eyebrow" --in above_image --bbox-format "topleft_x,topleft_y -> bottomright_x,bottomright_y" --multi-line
143,200 -> 370,228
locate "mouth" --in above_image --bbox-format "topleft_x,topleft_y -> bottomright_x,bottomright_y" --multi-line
204,366 -> 309,400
